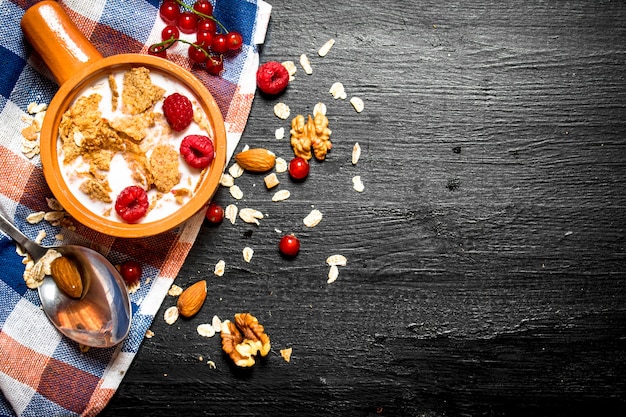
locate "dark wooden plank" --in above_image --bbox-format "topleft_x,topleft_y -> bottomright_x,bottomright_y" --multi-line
101,0 -> 626,416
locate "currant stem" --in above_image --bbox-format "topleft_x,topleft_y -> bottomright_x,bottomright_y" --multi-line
173,0 -> 229,33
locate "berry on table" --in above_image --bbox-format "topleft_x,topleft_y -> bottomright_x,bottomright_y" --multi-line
159,1 -> 180,25
115,186 -> 149,223
193,0 -> 213,16
226,31 -> 243,51
188,44 -> 208,64
205,202 -> 224,225
288,156 -> 310,181
161,25 -> 180,42
279,234 -> 300,257
119,260 -> 142,286
177,11 -> 198,34
206,54 -> 224,75
162,93 -> 193,131
180,135 -> 215,169
211,33 -> 229,54
256,61 -> 290,95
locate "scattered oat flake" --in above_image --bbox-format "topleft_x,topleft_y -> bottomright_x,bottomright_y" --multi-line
272,189 -> 290,202
47,197 -> 63,211
229,184 -> 244,200
44,211 -> 65,222
282,60 -> 297,79
318,38 -> 335,57
243,246 -> 254,263
352,142 -> 362,165
220,173 -> 235,187
55,234 -> 64,241
34,230 -> 46,244
329,82 -> 347,100
326,254 -> 347,267
228,162 -> 244,178
225,204 -> 238,224
26,212 -> 45,224
212,315 -> 222,332
239,208 -> 264,225
327,264 -> 339,284
168,284 -> 183,296
299,53 -> 313,74
275,157 -> 288,173
214,259 -> 226,276
127,281 -> 140,294
350,96 -> 365,113
275,127 -> 285,140
145,329 -> 154,339
352,176 -> 365,192
274,102 -> 291,120
207,360 -> 217,369
280,347 -> 293,363
197,323 -> 216,337
164,306 -> 179,325
303,209 -> 323,228
313,102 -> 327,116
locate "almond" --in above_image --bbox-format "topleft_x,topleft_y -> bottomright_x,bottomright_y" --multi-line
234,148 -> 276,173
177,280 -> 207,318
50,256 -> 83,299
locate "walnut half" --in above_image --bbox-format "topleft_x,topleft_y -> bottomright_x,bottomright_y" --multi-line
220,313 -> 271,367
290,111 -> 332,161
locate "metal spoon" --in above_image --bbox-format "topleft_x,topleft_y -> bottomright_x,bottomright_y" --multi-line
0,211 -> 131,348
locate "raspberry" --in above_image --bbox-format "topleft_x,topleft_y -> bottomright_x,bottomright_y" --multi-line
180,135 -> 214,169
115,186 -> 149,223
256,61 -> 289,95
162,93 -> 193,131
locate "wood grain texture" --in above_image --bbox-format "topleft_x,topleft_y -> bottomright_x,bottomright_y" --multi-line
101,0 -> 626,416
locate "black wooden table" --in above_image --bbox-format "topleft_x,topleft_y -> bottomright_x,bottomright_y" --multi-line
101,1 -> 626,415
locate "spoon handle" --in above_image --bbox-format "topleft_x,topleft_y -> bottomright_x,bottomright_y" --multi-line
0,210 -> 48,260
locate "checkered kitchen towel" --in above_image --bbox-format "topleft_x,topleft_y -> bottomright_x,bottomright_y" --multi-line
0,0 -> 271,415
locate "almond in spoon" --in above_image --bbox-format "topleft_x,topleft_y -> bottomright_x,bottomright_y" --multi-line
50,256 -> 83,299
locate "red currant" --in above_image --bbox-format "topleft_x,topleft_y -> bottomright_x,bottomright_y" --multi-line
193,0 -> 213,16
206,54 -> 224,75
148,44 -> 167,58
279,234 -> 300,257
196,30 -> 214,46
211,34 -> 229,54
177,11 -> 198,34
119,260 -> 142,285
188,44 -> 208,64
197,19 -> 217,34
161,25 -> 179,42
288,156 -> 310,181
159,1 -> 180,25
205,202 -> 224,225
226,31 -> 243,51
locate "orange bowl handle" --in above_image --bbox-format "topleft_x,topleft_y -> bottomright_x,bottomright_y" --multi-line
21,1 -> 103,85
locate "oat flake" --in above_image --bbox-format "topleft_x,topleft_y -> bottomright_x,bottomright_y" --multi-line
274,102 -> 291,120
212,315 -> 222,332
303,209 -> 323,228
225,204 -> 238,224
326,254 -> 347,266
197,323 -> 216,338
164,306 -> 179,325
350,96 -> 365,113
329,82 -> 347,100
168,284 -> 183,297
26,212 -> 45,224
243,246 -> 254,263
352,176 -> 365,192
272,189 -> 290,202
239,208 -> 264,225
299,54 -> 313,74
275,157 -> 288,173
220,173 -> 235,187
229,185 -> 244,200
352,142 -> 362,165
327,265 -> 339,284
228,162 -> 244,178
313,102 -> 327,116
318,38 -> 335,57
275,127 -> 285,140
214,259 -> 226,276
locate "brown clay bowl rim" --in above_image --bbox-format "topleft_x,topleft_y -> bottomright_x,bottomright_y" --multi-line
40,54 -> 226,238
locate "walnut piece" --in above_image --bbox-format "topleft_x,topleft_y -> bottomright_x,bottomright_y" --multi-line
290,112 -> 332,161
221,313 -> 271,367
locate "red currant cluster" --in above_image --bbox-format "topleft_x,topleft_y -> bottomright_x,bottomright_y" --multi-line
149,1 -> 244,75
